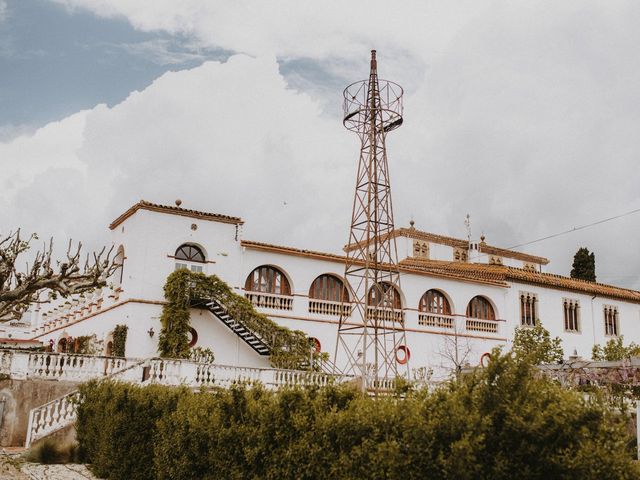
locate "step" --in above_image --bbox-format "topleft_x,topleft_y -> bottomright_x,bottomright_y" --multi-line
206,303 -> 271,356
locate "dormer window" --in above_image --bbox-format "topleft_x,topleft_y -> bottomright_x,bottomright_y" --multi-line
174,244 -> 206,273
454,248 -> 468,262
489,255 -> 503,265
413,240 -> 429,259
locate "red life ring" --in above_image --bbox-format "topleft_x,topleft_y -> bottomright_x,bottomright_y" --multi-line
310,337 -> 321,353
480,352 -> 491,367
187,327 -> 198,347
396,345 -> 410,365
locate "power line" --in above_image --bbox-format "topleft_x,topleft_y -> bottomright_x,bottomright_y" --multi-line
504,207 -> 640,252
465,206 -> 640,264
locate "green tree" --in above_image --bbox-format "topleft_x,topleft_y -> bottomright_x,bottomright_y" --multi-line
592,336 -> 640,361
512,321 -> 564,364
570,247 -> 596,282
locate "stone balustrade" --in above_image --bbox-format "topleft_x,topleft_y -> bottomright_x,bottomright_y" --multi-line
308,299 -> 352,317
36,288 -> 121,335
465,318 -> 500,334
416,313 -> 501,336
366,306 -> 405,324
0,350 -> 140,382
245,292 -> 294,311
418,312 -> 455,329
25,390 -> 79,448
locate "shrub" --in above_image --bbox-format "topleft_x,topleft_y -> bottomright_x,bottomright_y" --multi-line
112,325 -> 128,357
512,321 -> 563,364
76,380 -> 182,480
76,355 -> 640,480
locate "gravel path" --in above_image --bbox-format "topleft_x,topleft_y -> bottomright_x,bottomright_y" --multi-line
21,463 -> 98,480
0,454 -> 99,480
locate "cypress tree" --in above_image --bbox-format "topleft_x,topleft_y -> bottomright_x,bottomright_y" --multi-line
570,247 -> 596,282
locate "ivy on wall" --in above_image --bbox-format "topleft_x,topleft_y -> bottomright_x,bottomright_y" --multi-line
158,269 -> 318,369
112,324 -> 128,357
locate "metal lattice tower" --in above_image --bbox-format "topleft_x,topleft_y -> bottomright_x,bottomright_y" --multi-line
334,50 -> 409,391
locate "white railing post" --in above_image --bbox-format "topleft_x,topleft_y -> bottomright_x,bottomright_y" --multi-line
11,351 -> 29,380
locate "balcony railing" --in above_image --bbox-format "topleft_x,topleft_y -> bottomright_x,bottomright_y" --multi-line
415,314 -> 501,336
308,299 -> 352,317
36,287 -> 121,336
418,313 -> 454,329
366,306 -> 405,324
466,318 -> 499,334
245,292 -> 293,311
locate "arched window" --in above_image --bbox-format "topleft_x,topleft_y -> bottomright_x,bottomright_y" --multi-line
309,274 -> 349,303
367,282 -> 402,309
308,274 -> 350,316
174,244 -> 206,273
419,289 -> 451,315
245,265 -> 291,296
466,296 -> 495,320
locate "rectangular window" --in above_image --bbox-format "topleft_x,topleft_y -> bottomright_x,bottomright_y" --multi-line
520,292 -> 537,326
175,263 -> 188,271
563,298 -> 580,332
603,305 -> 619,336
190,265 -> 203,273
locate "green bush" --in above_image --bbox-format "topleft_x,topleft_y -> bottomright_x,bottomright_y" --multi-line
77,355 -> 640,480
76,380 -> 183,480
112,325 -> 128,357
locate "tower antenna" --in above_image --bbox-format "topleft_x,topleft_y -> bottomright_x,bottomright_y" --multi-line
334,50 -> 409,393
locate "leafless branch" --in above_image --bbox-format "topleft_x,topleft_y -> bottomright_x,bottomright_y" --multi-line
437,323 -> 473,376
0,231 -> 118,321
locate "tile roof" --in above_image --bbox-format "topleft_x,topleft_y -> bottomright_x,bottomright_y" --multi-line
109,200 -> 244,230
344,227 -> 550,265
401,258 -> 640,303
241,240 -> 508,287
244,241 -> 640,301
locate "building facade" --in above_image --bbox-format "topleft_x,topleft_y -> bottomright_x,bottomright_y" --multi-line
13,200 -> 640,378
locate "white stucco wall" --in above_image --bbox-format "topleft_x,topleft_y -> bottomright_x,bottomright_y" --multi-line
22,205 -> 640,378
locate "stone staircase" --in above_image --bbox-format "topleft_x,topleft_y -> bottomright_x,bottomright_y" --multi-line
203,299 -> 270,356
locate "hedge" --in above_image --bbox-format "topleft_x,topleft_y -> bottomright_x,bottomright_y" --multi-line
76,353 -> 640,480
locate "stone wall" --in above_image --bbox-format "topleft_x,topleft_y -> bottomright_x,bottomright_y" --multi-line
0,378 -> 78,447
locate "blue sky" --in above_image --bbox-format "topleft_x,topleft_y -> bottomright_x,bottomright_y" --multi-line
0,0 -> 228,135
0,0 -> 639,289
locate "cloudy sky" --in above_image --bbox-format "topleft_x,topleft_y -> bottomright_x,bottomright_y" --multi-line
1,0 -> 639,289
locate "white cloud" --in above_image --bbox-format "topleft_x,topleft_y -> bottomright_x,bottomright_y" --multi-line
6,1 -> 640,289
0,55 -> 354,251
51,0 -> 485,67
0,1 -> 7,22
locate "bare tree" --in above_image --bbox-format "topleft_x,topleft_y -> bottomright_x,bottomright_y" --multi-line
437,322 -> 473,376
0,230 -> 117,321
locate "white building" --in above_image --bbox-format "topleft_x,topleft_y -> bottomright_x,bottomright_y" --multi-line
14,200 -> 640,377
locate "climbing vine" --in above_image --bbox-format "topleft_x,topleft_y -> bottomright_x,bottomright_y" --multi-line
159,269 -> 318,369
112,324 -> 128,357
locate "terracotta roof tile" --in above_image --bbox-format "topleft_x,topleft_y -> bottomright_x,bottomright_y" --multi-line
402,258 -> 640,303
241,240 -> 508,287
344,227 -> 550,265
109,200 -> 244,230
